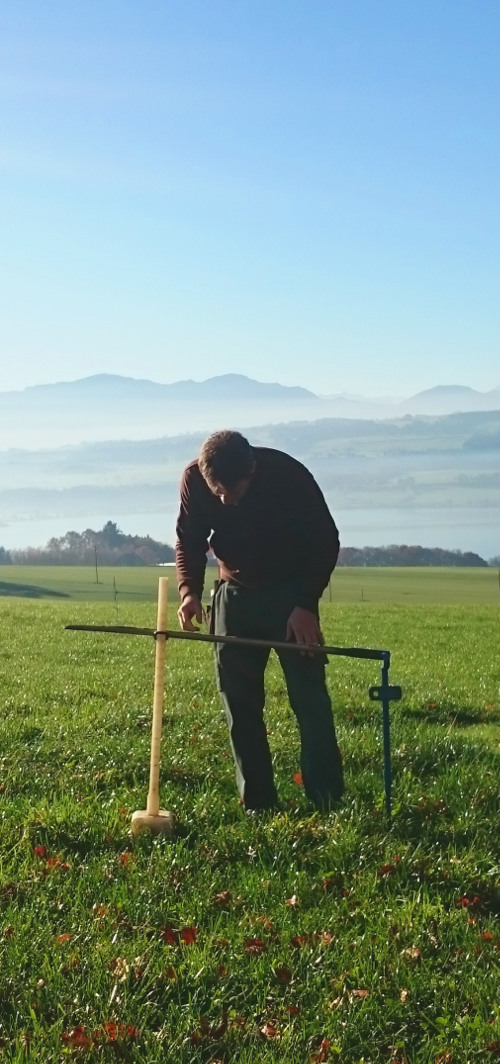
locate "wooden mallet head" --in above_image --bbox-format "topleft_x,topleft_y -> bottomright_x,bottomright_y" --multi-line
131,808 -> 175,836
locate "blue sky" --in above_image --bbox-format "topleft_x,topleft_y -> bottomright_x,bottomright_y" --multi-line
1,0 -> 499,397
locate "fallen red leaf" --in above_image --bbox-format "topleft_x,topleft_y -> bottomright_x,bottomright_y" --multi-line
165,965 -> 176,979
212,890 -> 232,906
378,864 -> 397,877
293,772 -> 304,786
92,1023 -> 139,1044
33,846 -> 47,858
98,1023 -> 119,1042
61,1027 -> 93,1049
286,894 -> 300,908
80,1021 -> 138,1046
118,851 -> 135,865
54,933 -> 72,944
197,1012 -> 228,1040
180,925 -> 197,945
260,1021 -> 279,1039
311,1038 -> 330,1062
161,923 -> 178,944
291,934 -> 311,947
456,894 -> 482,911
482,931 -> 494,941
244,937 -> 266,954
92,903 -> 109,918
274,966 -> 293,984
253,915 -> 273,930
322,876 -> 338,891
46,857 -> 70,871
161,923 -> 197,945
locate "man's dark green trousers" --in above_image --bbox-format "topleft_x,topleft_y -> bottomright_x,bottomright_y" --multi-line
212,580 -> 344,811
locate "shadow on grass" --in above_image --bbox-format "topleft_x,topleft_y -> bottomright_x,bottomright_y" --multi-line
406,705 -> 500,725
0,581 -> 69,599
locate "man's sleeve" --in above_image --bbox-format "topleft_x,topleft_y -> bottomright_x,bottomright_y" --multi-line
293,464 -> 340,611
175,466 -> 211,601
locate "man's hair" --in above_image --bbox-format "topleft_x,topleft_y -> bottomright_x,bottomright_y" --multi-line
198,430 -> 254,489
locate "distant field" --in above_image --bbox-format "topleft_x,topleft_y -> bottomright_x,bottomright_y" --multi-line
0,564 -> 499,606
331,565 -> 500,605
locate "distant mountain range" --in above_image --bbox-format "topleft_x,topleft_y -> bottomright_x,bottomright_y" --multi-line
0,373 -> 499,449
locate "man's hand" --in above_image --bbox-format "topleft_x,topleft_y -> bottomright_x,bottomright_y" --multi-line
178,593 -> 204,632
286,606 -> 324,647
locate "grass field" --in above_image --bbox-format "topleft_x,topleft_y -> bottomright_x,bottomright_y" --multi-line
1,564 -> 499,605
0,589 -> 499,1062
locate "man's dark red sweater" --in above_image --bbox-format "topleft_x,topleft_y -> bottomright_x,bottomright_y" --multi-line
175,447 -> 340,613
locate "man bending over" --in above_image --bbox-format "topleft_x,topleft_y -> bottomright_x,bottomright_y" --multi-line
176,430 -> 343,813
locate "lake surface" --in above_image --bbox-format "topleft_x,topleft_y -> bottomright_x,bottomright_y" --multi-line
1,506 -> 498,561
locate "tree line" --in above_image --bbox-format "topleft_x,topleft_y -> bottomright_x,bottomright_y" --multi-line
337,545 -> 489,567
0,523 -> 493,567
0,521 -> 175,567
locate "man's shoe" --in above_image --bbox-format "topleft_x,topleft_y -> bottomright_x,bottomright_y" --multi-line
245,805 -> 279,818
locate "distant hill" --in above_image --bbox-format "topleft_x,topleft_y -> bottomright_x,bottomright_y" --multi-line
0,373 -> 324,448
17,372 -> 316,402
0,373 -> 498,449
400,385 -> 500,416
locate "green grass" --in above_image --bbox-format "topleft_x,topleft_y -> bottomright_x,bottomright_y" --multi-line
1,564 -> 499,605
331,566 -> 500,606
0,597 -> 499,1062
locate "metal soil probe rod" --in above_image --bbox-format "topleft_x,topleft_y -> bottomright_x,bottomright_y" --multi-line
66,623 -> 389,661
66,590 -> 401,822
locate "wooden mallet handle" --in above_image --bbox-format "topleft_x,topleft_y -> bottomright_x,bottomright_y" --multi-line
146,577 -> 168,817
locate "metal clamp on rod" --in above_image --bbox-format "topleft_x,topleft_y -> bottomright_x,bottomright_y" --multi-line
368,652 -> 403,822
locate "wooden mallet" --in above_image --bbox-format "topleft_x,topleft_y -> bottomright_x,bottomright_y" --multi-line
131,577 -> 175,837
